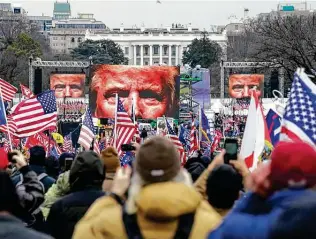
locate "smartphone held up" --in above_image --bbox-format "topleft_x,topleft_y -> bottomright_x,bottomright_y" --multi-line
224,138 -> 239,164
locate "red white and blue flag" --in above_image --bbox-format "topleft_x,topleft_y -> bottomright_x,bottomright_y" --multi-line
11,90 -> 57,138
165,117 -> 186,165
78,108 -> 100,154
115,97 -> 136,157
280,69 -> 316,145
0,79 -> 17,102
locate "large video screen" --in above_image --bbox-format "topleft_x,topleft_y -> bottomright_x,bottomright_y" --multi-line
90,65 -> 180,119
50,73 -> 85,98
229,74 -> 264,98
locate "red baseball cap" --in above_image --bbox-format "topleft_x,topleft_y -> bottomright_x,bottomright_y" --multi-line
270,141 -> 316,189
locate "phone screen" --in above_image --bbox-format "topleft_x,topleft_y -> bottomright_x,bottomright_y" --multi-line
225,143 -> 238,155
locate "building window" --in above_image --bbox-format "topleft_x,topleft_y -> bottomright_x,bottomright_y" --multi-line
144,61 -> 149,65
153,46 -> 159,55
136,46 -> 140,56
235,25 -> 239,30
172,46 -> 176,56
125,47 -> 129,55
71,37 -> 75,43
144,46 -> 148,56
78,37 -> 82,43
163,46 -> 168,55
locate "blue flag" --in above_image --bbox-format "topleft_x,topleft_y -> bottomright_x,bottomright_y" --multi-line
0,96 -> 7,126
266,109 -> 282,146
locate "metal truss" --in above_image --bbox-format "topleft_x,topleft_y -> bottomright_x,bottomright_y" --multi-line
31,60 -> 90,68
220,61 -> 285,99
223,61 -> 281,68
28,58 -> 91,93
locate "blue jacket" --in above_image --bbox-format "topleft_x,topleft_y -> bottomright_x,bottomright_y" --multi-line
208,189 -> 316,239
12,165 -> 56,193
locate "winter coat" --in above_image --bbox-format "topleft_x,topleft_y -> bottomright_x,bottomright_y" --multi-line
12,165 -> 56,193
73,182 -> 222,239
0,214 -> 52,239
41,171 -> 70,219
208,189 -> 316,239
46,151 -> 105,239
46,189 -> 105,239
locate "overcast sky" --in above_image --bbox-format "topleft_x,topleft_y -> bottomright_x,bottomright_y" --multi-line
8,0 -> 316,29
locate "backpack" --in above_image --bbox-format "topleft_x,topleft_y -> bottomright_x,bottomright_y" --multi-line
122,207 -> 195,239
16,172 -> 47,231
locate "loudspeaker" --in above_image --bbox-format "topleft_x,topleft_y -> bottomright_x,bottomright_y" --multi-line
34,68 -> 42,95
100,118 -> 108,125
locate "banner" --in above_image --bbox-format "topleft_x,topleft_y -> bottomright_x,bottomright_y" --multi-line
25,132 -> 55,153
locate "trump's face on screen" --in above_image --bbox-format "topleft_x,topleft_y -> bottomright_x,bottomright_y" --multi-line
51,74 -> 85,98
90,65 -> 179,119
229,74 -> 263,98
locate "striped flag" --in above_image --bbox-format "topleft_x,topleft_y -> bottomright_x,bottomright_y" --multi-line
11,90 -> 57,138
63,133 -> 73,152
165,117 -> 186,165
20,84 -> 34,99
189,118 -> 198,155
280,69 -> 316,145
115,97 -> 136,157
0,79 -> 17,102
0,115 -> 18,137
78,108 -> 99,154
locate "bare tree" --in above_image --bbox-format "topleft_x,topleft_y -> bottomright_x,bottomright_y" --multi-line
0,11 -> 50,85
249,13 -> 316,81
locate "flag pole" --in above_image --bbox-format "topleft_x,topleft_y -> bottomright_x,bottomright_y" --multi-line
113,94 -> 118,149
132,96 -> 136,124
198,105 -> 202,148
0,84 -> 12,151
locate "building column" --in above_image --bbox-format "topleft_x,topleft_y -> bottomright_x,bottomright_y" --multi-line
168,45 -> 172,66
175,45 -> 179,66
159,44 -> 163,64
149,45 -> 153,65
133,45 -> 137,65
179,45 -> 184,65
140,45 -> 144,66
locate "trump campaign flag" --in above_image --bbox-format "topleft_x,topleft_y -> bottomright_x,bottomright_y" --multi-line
240,92 -> 272,171
266,109 -> 282,147
280,69 -> 316,145
20,84 -> 34,99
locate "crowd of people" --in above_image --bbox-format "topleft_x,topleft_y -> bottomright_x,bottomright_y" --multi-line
1,136 -> 316,239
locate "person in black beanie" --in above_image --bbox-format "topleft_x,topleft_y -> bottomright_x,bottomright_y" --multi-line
206,164 -> 243,216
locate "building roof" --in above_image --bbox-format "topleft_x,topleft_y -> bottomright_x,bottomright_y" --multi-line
28,15 -> 53,21
54,2 -> 71,13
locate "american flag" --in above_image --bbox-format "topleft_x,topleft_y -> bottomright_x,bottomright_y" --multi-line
189,119 -> 198,155
11,90 -> 57,138
78,108 -> 100,154
0,115 -> 18,137
115,97 -> 136,156
20,84 -> 34,99
2,139 -> 10,153
99,139 -> 106,152
63,133 -> 73,152
280,70 -> 316,145
165,117 -> 186,165
0,79 -> 18,102
134,123 -> 141,143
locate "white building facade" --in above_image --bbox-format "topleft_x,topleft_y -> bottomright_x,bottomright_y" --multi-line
85,26 -> 227,66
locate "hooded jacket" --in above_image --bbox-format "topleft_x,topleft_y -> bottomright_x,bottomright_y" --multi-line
73,182 -> 222,239
208,189 -> 316,239
41,171 -> 70,219
46,151 -> 105,239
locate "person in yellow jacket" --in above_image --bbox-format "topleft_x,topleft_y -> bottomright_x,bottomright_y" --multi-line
73,136 -> 222,239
